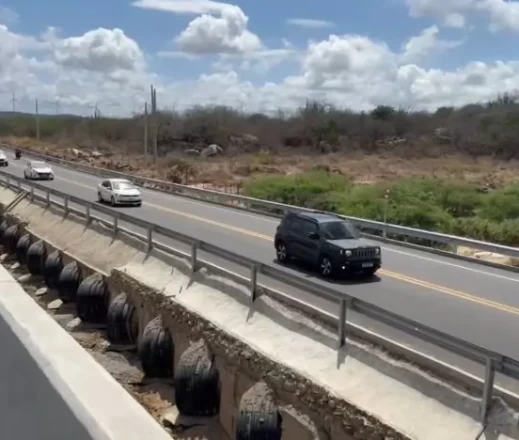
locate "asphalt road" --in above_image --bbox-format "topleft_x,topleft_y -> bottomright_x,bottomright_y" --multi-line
4,152 -> 519,392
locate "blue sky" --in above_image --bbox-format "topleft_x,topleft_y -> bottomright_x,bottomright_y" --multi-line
1,0 -> 519,115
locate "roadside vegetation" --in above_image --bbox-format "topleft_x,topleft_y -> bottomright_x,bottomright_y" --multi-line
2,93 -> 519,246
244,172 -> 519,246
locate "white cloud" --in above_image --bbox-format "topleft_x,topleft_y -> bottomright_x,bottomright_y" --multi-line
286,18 -> 334,29
400,25 -> 464,63
406,0 -> 519,33
132,0 -> 233,15
134,0 -> 262,55
175,5 -> 262,54
406,0 -> 476,28
2,21 -> 519,117
53,28 -> 145,73
0,6 -> 18,25
479,0 -> 519,32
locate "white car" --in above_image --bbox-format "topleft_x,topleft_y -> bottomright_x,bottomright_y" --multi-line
24,161 -> 54,180
97,178 -> 142,207
0,150 -> 8,167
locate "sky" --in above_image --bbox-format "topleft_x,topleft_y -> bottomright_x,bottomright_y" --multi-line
1,0 -> 519,117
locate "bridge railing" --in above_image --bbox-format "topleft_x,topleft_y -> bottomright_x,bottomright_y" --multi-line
0,170 -> 517,423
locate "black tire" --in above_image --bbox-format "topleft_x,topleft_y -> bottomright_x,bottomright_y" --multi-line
362,267 -> 378,277
275,240 -> 289,263
110,196 -> 116,207
0,219 -> 9,240
135,202 -> 142,207
26,240 -> 47,276
43,250 -> 63,289
175,341 -> 220,416
57,261 -> 82,303
138,316 -> 174,378
236,383 -> 282,440
318,255 -> 334,278
15,233 -> 32,265
76,274 -> 109,323
236,410 -> 283,440
106,293 -> 139,345
97,192 -> 103,203
3,224 -> 20,254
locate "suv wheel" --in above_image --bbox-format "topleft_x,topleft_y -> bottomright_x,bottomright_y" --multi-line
319,256 -> 333,278
275,241 -> 289,263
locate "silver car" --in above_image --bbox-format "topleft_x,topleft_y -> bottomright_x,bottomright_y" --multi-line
24,161 -> 54,180
97,178 -> 142,206
0,150 -> 8,167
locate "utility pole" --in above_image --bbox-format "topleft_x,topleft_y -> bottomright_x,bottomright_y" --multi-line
150,85 -> 158,164
35,99 -> 40,141
11,92 -> 16,112
144,101 -> 148,160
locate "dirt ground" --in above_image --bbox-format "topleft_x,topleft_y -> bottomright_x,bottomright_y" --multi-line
0,252 -> 228,440
4,136 -> 519,190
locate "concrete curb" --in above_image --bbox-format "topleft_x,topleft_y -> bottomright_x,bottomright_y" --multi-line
0,264 -> 171,440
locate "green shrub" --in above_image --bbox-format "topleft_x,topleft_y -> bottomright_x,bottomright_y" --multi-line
388,202 -> 454,232
478,184 -> 519,222
244,173 -> 519,246
244,171 -> 350,206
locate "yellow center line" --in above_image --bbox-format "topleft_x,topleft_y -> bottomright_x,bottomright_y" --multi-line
380,269 -> 519,316
33,174 -> 519,316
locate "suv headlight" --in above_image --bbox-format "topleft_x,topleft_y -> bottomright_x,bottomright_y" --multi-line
375,247 -> 380,255
340,249 -> 352,257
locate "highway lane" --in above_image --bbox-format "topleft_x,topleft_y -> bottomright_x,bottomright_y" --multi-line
4,155 -> 519,390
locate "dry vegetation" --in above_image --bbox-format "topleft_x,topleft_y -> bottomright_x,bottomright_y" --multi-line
2,94 -> 519,188
2,95 -> 519,245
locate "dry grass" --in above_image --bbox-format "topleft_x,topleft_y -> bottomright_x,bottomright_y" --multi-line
4,135 -> 519,190
3,95 -> 519,189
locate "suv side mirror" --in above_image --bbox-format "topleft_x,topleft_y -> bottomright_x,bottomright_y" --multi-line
307,232 -> 319,239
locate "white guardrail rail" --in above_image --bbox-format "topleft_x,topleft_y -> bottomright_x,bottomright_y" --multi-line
6,145 -> 519,260
0,170 -> 518,424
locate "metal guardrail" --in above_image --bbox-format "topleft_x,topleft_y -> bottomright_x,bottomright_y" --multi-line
1,170 -> 518,423
5,144 -> 519,260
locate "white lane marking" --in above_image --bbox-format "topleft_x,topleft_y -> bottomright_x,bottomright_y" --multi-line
382,246 -> 519,283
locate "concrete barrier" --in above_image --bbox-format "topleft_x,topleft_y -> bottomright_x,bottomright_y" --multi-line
0,264 -> 171,440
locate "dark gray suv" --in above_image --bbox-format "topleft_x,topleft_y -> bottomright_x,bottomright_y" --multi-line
274,212 -> 381,278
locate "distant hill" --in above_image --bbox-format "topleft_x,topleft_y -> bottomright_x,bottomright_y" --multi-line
0,111 -> 80,119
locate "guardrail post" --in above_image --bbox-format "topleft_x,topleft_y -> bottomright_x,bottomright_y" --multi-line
46,190 -> 50,207
85,205 -> 91,223
64,196 -> 69,215
191,242 -> 198,273
17,179 -> 21,192
250,264 -> 258,302
146,225 -> 153,253
5,175 -> 9,188
113,214 -> 118,235
480,358 -> 496,422
337,298 -> 347,349
30,186 -> 34,202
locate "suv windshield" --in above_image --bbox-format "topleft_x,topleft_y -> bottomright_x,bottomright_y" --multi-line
321,221 -> 358,240
113,181 -> 136,190
32,162 -> 46,167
